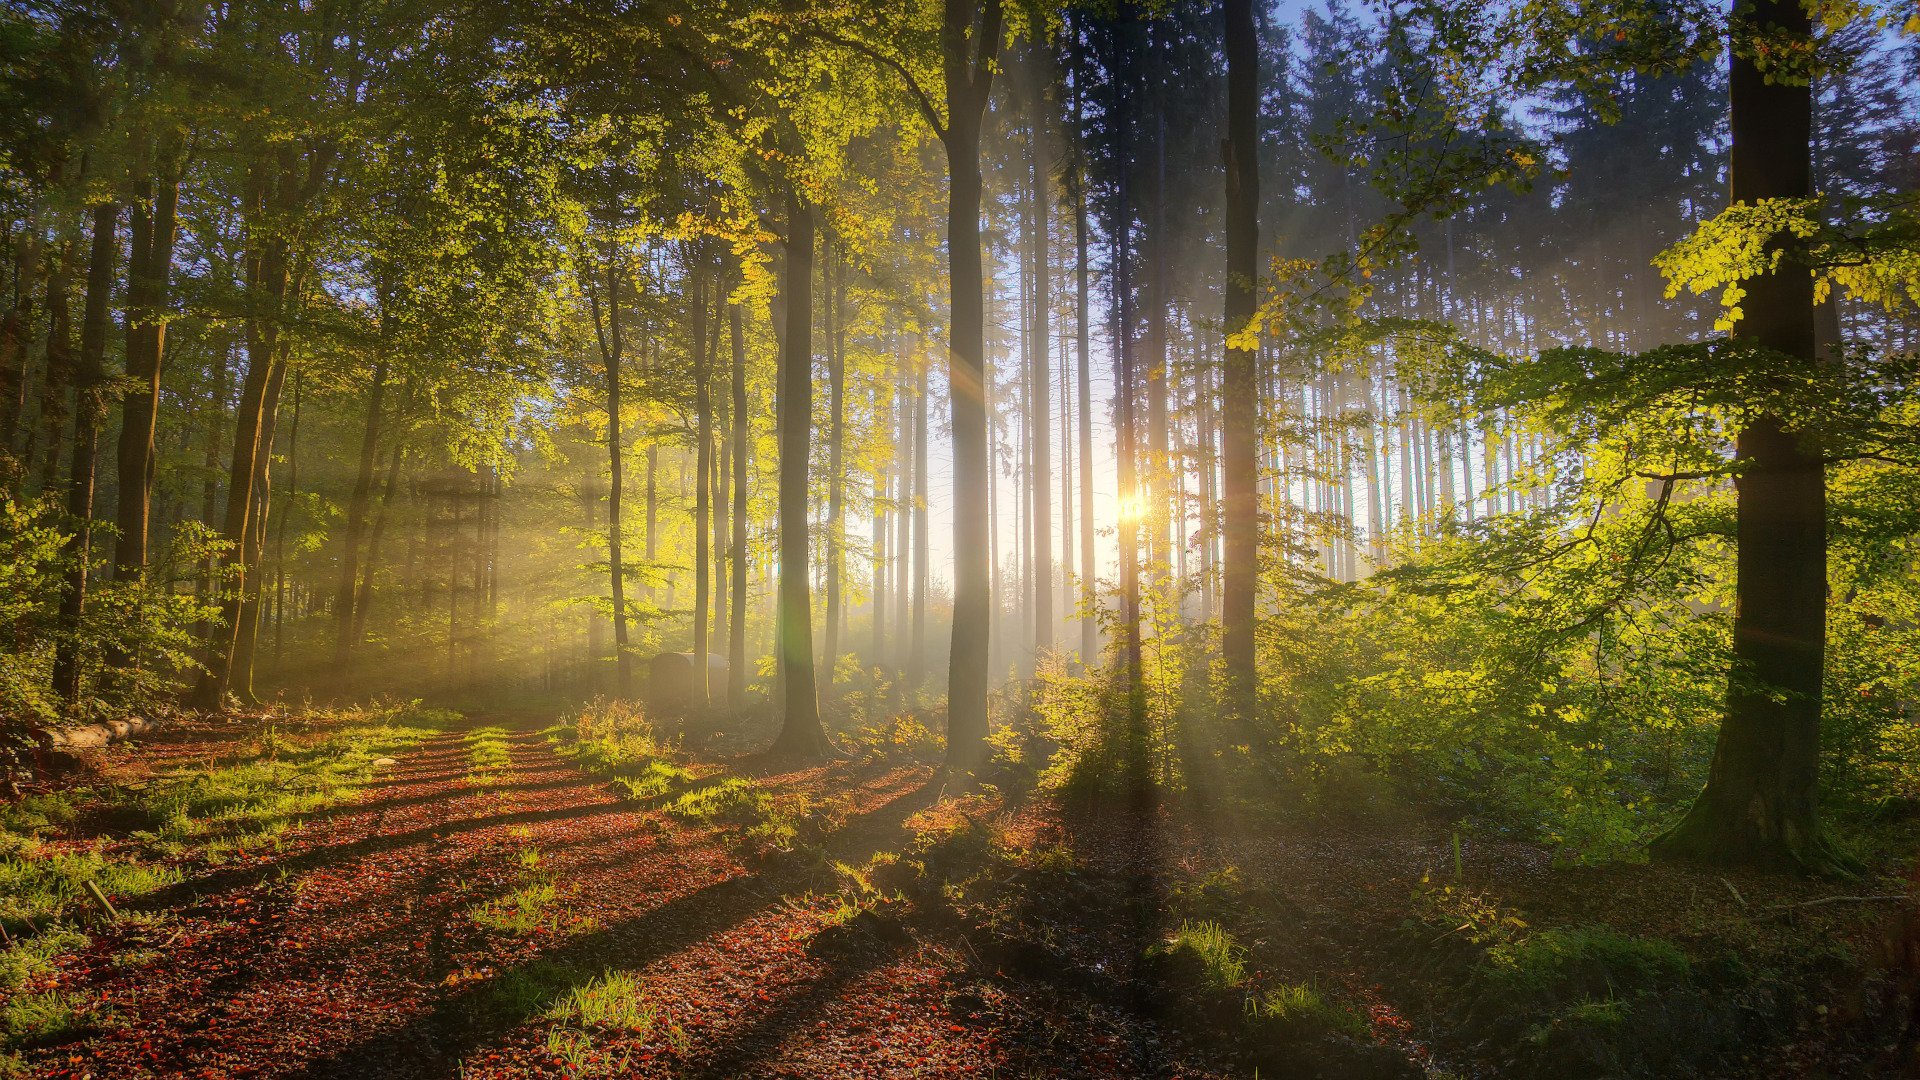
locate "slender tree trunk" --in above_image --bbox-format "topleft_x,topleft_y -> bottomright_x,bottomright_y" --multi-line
1076,103 -> 1096,666
942,0 -> 1005,775
51,204 -> 116,706
911,330 -> 929,691
773,190 -> 830,756
0,218 -> 46,460
1651,0 -> 1833,871
1220,0 -> 1261,725
1029,91 -> 1053,654
274,372 -> 301,669
729,298 -> 749,708
230,351 -> 288,703
824,243 -> 845,688
352,439 -> 405,646
33,240 -> 76,496
599,262 -> 633,698
693,255 -> 712,712
331,355 -> 389,674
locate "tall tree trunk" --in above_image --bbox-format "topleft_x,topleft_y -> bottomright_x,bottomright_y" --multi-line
195,270 -> 288,706
0,218 -> 46,461
596,261 -> 633,698
1076,95 -> 1096,666
1029,89 -> 1053,654
33,240 -> 77,496
230,350 -> 289,703
274,372 -> 301,669
911,329 -> 930,691
51,204 -> 116,706
1146,103 -> 1170,583
331,354 -> 389,674
352,439 -> 405,646
729,298 -> 749,709
942,0 -> 1005,775
824,242 -> 845,688
111,151 -> 181,592
1220,0 -> 1261,725
893,332 -> 911,679
693,255 -> 712,712
1651,0 -> 1834,871
773,190 -> 831,755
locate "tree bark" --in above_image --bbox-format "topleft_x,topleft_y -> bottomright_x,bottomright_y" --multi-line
1029,80 -> 1053,654
772,190 -> 831,756
32,240 -> 77,496
1075,91 -> 1096,666
230,350 -> 289,703
331,354 -> 389,674
693,254 -> 712,712
911,329 -> 930,691
111,150 -> 181,590
1650,0 -> 1835,871
729,297 -> 749,708
942,0 -> 1006,776
596,261 -> 633,698
824,242 -> 845,688
1220,0 -> 1261,725
51,204 -> 117,706
0,217 -> 46,461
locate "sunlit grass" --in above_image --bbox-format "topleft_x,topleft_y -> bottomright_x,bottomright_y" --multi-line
1150,919 -> 1246,990
463,727 -> 513,786
545,969 -> 658,1031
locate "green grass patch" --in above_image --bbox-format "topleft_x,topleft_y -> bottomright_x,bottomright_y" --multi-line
1148,919 -> 1247,990
545,969 -> 658,1032
0,927 -> 88,989
1483,925 -> 1689,1002
463,727 -> 513,785
1,990 -> 114,1049
0,701 -> 455,991
1247,982 -> 1369,1038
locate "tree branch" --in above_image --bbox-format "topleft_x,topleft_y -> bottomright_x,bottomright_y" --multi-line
808,30 -> 948,142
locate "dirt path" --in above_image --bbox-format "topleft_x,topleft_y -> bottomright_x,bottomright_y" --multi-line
42,721 -> 1238,1080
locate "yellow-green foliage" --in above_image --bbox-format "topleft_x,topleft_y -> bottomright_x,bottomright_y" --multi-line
1482,926 -> 1688,1002
464,727 -> 513,784
0,702 -> 451,990
1149,920 -> 1246,990
1249,983 -> 1369,1038
546,699 -> 695,800
1,990 -> 113,1050
545,969 -> 658,1032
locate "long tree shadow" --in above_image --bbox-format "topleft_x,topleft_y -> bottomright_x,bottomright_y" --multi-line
283,775 -> 947,1080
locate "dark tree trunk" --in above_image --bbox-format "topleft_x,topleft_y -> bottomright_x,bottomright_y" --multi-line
729,298 -> 749,709
596,261 -> 633,698
1028,77 -> 1053,654
693,255 -> 712,712
824,242 -> 846,687
331,354 -> 388,674
111,154 -> 181,590
274,372 -> 301,668
1220,0 -> 1261,725
33,240 -> 77,496
230,351 -> 289,703
1075,91 -> 1096,665
772,191 -> 831,756
1650,0 -> 1836,872
911,330 -> 929,690
352,437 -> 405,646
942,0 -> 1006,776
51,204 -> 117,706
0,220 -> 46,460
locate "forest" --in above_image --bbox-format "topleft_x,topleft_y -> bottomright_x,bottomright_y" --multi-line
0,0 -> 1916,1076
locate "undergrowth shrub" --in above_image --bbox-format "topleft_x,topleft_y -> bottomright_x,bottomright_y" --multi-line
1482,925 -> 1689,1003
1148,919 -> 1246,990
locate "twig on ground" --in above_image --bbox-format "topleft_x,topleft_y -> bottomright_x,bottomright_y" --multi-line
1720,877 -> 1746,908
1765,894 -> 1913,911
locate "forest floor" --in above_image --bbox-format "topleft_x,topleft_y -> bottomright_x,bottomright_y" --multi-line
6,706 -> 1918,1080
